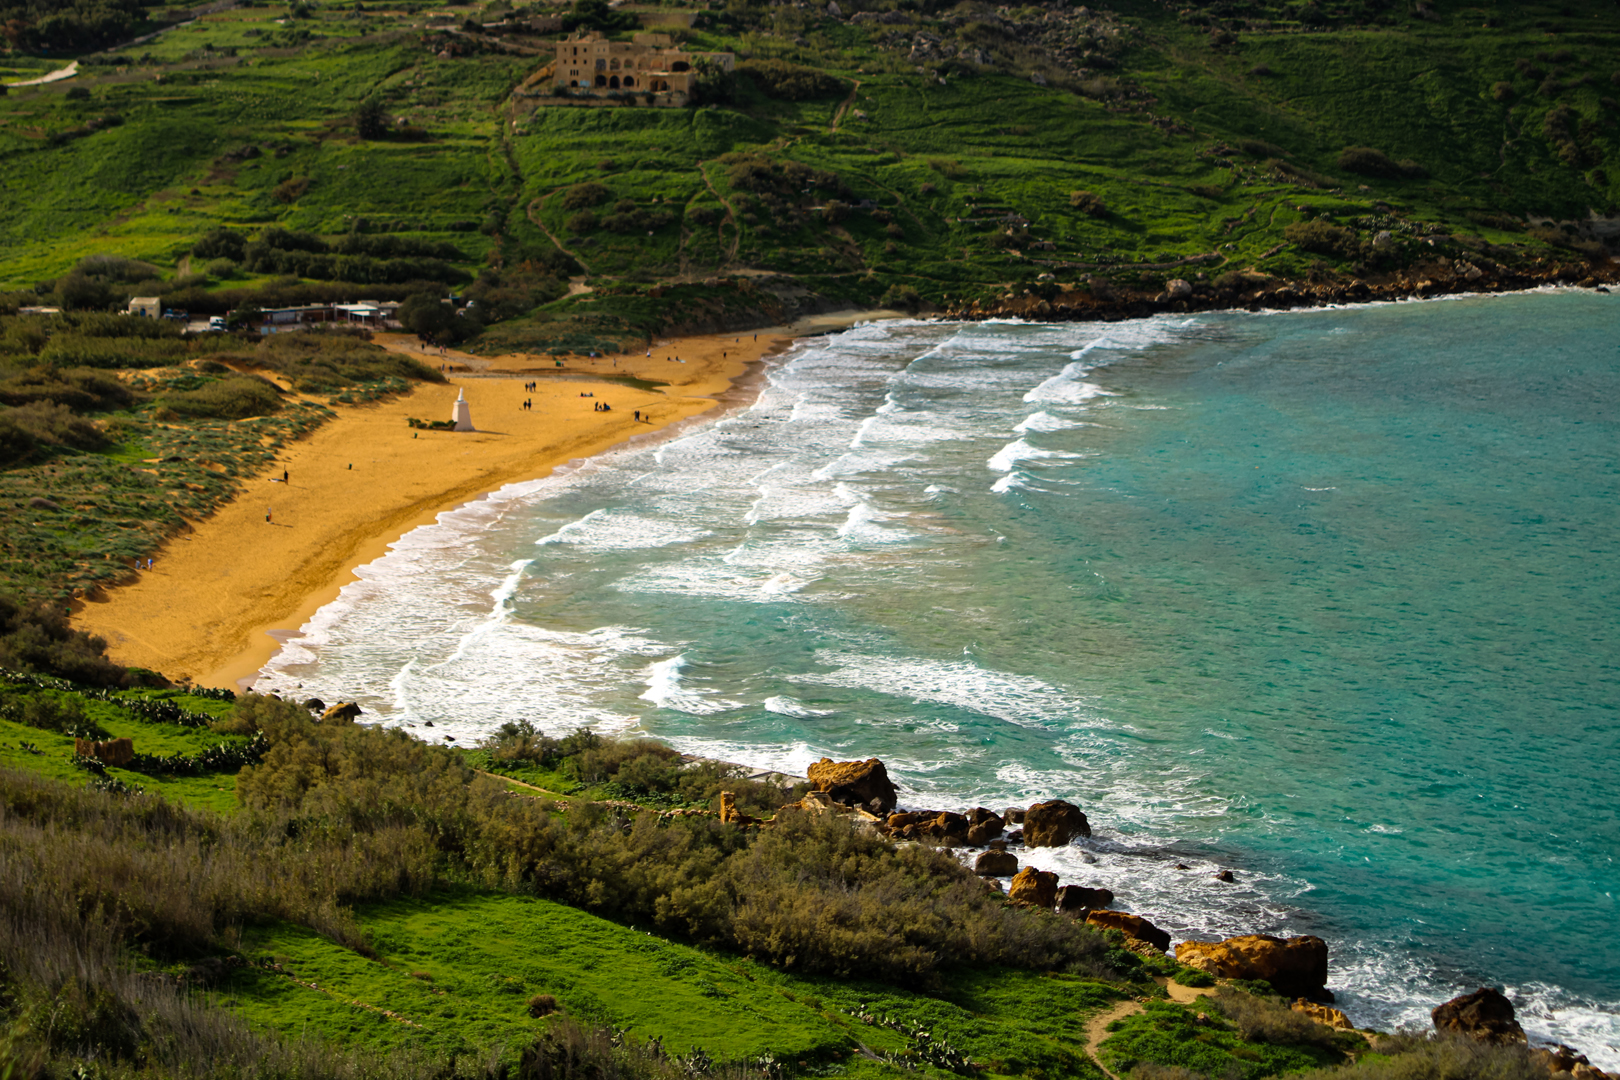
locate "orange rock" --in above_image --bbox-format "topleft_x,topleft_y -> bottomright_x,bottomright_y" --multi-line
1176,935 -> 1329,1000
1008,867 -> 1058,907
807,757 -> 897,814
1431,988 -> 1526,1045
1023,799 -> 1090,847
718,791 -> 760,826
1292,999 -> 1353,1029
1087,910 -> 1171,952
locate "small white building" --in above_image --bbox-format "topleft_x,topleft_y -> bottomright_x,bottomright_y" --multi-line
452,388 -> 474,432
128,297 -> 161,318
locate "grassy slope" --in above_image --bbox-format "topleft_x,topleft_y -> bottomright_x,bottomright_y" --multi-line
1,1 -> 1615,346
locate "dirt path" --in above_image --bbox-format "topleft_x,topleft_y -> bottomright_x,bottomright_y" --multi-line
526,190 -> 592,275
696,160 -> 740,265
829,79 -> 862,132
477,769 -> 567,798
1086,999 -> 1143,1080
6,60 -> 78,87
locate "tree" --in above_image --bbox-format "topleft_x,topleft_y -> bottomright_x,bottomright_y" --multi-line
560,0 -> 637,33
355,97 -> 388,139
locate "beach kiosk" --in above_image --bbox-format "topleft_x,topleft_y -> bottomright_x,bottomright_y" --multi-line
452,388 -> 474,432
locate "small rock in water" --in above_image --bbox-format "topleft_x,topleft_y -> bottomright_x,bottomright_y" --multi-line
1173,863 -> 1190,870
1214,869 -> 1236,883
444,735 -> 455,741
1080,852 -> 1097,864
423,720 -> 434,727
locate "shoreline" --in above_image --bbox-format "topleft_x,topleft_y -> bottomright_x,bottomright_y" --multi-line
73,309 -> 904,689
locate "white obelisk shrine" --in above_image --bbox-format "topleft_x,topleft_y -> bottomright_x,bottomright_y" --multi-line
451,387 -> 474,431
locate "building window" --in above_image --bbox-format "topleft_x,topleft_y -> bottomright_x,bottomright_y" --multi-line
596,58 -> 606,70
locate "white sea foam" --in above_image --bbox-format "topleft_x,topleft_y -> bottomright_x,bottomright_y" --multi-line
793,650 -> 1091,728
1023,375 -> 1112,405
762,695 -> 837,718
987,437 -> 1085,473
639,654 -> 743,715
1015,411 -> 1082,433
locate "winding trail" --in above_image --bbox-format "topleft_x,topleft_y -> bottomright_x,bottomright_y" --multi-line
5,60 -> 78,87
1085,999 -> 1143,1080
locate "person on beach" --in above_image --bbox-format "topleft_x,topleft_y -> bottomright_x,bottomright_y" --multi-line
634,410 -> 640,421
267,506 -> 272,524
283,469 -> 288,484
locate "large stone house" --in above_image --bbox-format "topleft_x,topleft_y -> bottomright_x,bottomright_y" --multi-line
553,32 -> 733,103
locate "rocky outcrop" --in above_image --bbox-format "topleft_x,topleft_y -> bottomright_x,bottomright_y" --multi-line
1056,884 -> 1114,914
74,736 -> 134,767
320,702 -> 362,724
1176,935 -> 1330,1000
718,791 -> 762,826
1003,807 -> 1026,824
965,807 -> 1004,845
1008,867 -> 1058,908
884,809 -> 969,843
1086,910 -> 1171,951
1293,1000 -> 1353,1029
1531,1045 -> 1619,1080
303,697 -> 326,713
975,850 -> 1019,877
808,757 -> 897,815
1431,988 -> 1526,1045
1023,799 -> 1090,847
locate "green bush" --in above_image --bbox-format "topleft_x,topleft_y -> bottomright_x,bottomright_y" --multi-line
0,400 -> 108,465
1205,986 -> 1352,1053
736,59 -> 845,100
0,594 -> 129,687
1337,146 -> 1426,179
1284,219 -> 1360,259
1238,138 -> 1288,159
561,182 -> 611,211
1070,190 -> 1108,216
155,375 -> 283,419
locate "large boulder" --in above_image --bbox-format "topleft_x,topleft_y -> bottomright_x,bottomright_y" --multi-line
1176,935 -> 1330,1000
1008,867 -> 1058,908
966,808 -> 1004,845
320,701 -> 362,724
1056,884 -> 1114,914
975,850 -> 1019,877
808,757 -> 897,815
1023,799 -> 1090,847
1431,988 -> 1526,1045
1087,910 -> 1172,952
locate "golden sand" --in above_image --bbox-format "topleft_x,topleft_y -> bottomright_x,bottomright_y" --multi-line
73,328 -> 801,688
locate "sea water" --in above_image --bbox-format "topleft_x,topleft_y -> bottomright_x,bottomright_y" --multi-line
256,290 -> 1620,1062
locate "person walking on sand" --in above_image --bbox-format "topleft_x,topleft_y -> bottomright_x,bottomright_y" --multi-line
634,409 -> 640,421
267,506 -> 272,524
283,469 -> 288,484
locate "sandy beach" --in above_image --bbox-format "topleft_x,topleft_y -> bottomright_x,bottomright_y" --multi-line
72,322 -> 853,689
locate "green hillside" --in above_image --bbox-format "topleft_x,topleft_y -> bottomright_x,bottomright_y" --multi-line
2,0 -> 1617,346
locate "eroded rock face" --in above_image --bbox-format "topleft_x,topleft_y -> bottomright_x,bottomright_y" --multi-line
1175,935 -> 1330,1000
1293,1000 -> 1353,1030
1167,279 -> 1194,299
1431,988 -> 1526,1045
1008,866 -> 1058,907
808,757 -> 898,814
1056,884 -> 1114,914
975,850 -> 1019,877
1023,799 -> 1090,847
321,702 -> 362,724
1086,910 -> 1171,952
966,809 -> 1005,845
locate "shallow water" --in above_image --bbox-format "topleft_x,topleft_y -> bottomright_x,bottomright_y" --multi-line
257,291 -> 1620,1063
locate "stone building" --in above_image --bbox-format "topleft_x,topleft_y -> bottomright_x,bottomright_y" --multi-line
553,31 -> 733,103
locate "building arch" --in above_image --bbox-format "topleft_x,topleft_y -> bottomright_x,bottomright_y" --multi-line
595,74 -> 608,87
671,60 -> 689,72
622,75 -> 635,87
609,75 -> 620,88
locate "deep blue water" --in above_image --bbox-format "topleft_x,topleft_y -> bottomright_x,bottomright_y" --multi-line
259,291 -> 1620,1060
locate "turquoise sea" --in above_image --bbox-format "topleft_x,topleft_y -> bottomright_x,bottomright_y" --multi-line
258,290 -> 1620,1061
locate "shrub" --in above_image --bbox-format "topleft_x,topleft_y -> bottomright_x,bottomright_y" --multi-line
1238,138 -> 1287,159
193,227 -> 247,262
561,182 -> 611,211
65,86 -> 90,101
1070,190 -> 1108,216
565,211 -> 598,234
0,366 -> 134,411
155,375 -> 283,419
1289,1034 -> 1547,1080
527,993 -> 560,1017
736,59 -> 844,100
272,177 -> 310,203
1205,986 -> 1349,1052
1338,146 -> 1426,178
929,158 -> 967,180
355,96 -> 388,139
1492,81 -> 1514,101
0,595 -> 129,686
880,284 -> 922,313
0,400 -> 108,465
